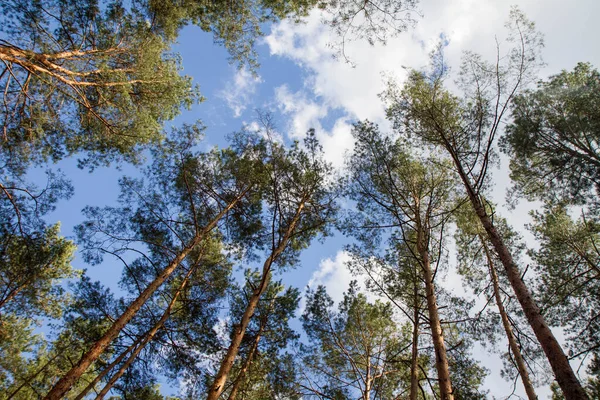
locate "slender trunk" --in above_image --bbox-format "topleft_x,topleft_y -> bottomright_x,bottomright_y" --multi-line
227,295 -> 276,400
207,275 -> 271,400
206,201 -> 305,400
409,277 -> 420,400
44,192 -> 246,400
420,247 -> 454,400
413,200 -> 453,400
444,138 -> 588,400
94,267 -> 193,400
479,238 -> 538,400
75,256 -> 199,400
481,237 -> 538,400
73,334 -> 144,400
227,332 -> 262,400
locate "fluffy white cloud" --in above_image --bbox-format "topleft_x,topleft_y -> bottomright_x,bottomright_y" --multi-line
274,85 -> 354,169
218,68 -> 262,118
265,0 -> 600,176
305,250 -> 355,307
274,85 -> 326,137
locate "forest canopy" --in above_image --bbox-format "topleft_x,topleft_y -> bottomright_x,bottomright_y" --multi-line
0,1 -> 598,400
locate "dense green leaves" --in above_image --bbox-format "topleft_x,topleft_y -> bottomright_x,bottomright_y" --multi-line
530,206 -> 600,358
2,3 -> 600,399
0,0 -> 201,172
503,63 -> 600,205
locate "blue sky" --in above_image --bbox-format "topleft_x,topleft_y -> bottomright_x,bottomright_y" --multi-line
33,0 -> 600,397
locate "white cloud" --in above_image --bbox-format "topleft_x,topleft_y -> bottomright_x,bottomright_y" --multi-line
265,0 -> 600,171
318,118 -> 354,170
305,250 -> 354,307
219,68 -> 262,118
274,85 -> 326,137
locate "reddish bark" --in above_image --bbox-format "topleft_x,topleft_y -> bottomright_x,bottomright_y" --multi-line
206,201 -> 305,400
443,136 -> 587,400
44,192 -> 246,400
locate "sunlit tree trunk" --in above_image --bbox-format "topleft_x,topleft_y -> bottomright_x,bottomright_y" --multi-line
415,204 -> 453,400
409,276 -> 420,400
206,201 -> 305,400
44,191 -> 247,400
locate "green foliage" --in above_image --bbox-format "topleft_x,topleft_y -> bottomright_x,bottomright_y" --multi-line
148,0 -> 419,69
529,205 -> 600,357
251,128 -> 338,269
71,127 -> 272,395
0,320 -> 104,399
0,0 -> 201,172
107,384 -> 180,400
502,62 -> 600,206
551,353 -> 600,400
384,8 -> 543,194
453,204 -> 550,385
300,283 -> 412,399
220,274 -> 300,399
0,167 -> 80,399
0,218 -> 79,398
148,0 -> 318,71
0,224 -> 77,318
443,325 -> 488,400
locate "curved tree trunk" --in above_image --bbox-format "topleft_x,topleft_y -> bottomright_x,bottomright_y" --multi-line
44,192 -> 247,400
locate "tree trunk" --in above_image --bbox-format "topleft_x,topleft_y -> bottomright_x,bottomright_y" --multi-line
444,138 -> 588,400
409,277 -> 420,400
227,332 -> 262,400
207,274 -> 271,400
94,264 -> 194,400
413,200 -> 453,400
206,201 -> 305,400
44,192 -> 246,400
227,294 -> 276,400
73,334 -> 144,400
420,246 -> 454,400
364,343 -> 372,400
481,237 -> 538,400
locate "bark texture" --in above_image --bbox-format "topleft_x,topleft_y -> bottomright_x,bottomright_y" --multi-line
444,138 -> 588,400
206,202 -> 305,400
73,335 -> 144,400
44,194 -> 245,400
409,280 -> 420,400
482,238 -> 538,400
420,247 -> 454,400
